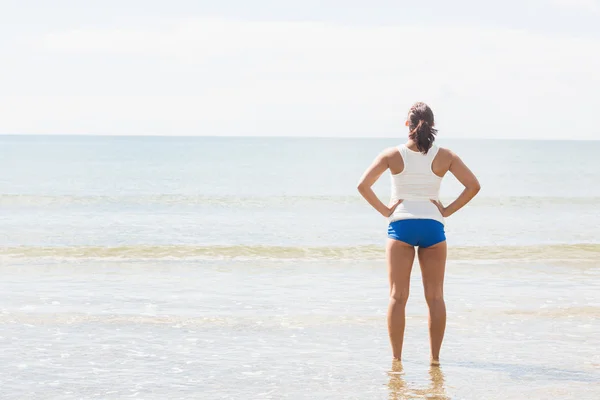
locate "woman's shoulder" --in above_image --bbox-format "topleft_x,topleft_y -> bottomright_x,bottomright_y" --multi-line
433,146 -> 458,169
379,146 -> 402,159
435,146 -> 457,159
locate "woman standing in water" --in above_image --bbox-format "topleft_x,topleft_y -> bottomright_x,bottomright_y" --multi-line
357,102 -> 480,365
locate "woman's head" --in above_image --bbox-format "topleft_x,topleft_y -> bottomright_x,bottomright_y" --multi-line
405,102 -> 437,154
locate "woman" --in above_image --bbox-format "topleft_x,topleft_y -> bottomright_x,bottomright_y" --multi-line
357,102 -> 480,365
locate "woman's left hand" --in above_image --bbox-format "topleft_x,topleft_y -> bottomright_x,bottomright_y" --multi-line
430,199 -> 450,217
383,199 -> 403,217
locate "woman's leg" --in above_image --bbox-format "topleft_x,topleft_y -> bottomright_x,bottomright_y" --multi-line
386,239 -> 415,360
417,241 -> 447,364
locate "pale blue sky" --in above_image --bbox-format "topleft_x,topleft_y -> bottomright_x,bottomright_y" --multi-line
1,0 -> 599,139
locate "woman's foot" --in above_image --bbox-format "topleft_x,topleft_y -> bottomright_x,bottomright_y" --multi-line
430,358 -> 440,366
389,359 -> 404,375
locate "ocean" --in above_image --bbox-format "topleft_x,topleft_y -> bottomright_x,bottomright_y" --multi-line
1,135 -> 599,399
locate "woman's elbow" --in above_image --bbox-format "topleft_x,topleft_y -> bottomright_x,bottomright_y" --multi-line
357,182 -> 368,193
470,181 -> 481,194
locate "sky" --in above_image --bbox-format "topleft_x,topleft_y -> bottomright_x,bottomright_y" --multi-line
0,0 -> 599,139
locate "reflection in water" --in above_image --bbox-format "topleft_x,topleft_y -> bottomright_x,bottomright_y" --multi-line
388,360 -> 449,399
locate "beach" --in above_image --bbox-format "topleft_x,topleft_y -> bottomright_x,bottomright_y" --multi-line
1,136 -> 599,399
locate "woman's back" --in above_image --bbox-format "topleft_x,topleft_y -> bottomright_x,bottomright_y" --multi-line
386,142 -> 455,224
389,144 -> 444,224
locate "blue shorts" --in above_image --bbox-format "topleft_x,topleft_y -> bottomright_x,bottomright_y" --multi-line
387,219 -> 446,248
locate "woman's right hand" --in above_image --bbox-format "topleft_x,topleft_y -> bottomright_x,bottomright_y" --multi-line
430,199 -> 450,217
383,199 -> 403,217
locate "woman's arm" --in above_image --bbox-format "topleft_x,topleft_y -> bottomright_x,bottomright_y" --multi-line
357,150 -> 402,217
431,151 -> 480,217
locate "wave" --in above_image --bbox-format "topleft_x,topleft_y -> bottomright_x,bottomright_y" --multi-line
3,306 -> 599,326
1,194 -> 600,207
0,194 -> 358,207
1,243 -> 599,261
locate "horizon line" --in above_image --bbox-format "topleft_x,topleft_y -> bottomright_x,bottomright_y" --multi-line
0,133 -> 598,141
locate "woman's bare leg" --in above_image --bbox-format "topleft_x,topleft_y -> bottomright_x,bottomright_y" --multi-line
417,241 -> 447,364
386,239 -> 415,360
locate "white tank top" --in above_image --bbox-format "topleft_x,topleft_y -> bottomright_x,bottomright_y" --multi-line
388,144 -> 444,225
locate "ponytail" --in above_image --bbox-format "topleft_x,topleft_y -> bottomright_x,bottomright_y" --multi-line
407,102 -> 438,154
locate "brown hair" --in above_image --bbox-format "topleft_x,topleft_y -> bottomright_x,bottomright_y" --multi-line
408,102 -> 437,154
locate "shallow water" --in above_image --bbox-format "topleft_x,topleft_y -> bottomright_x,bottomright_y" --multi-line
1,136 -> 600,398
1,259 -> 599,399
